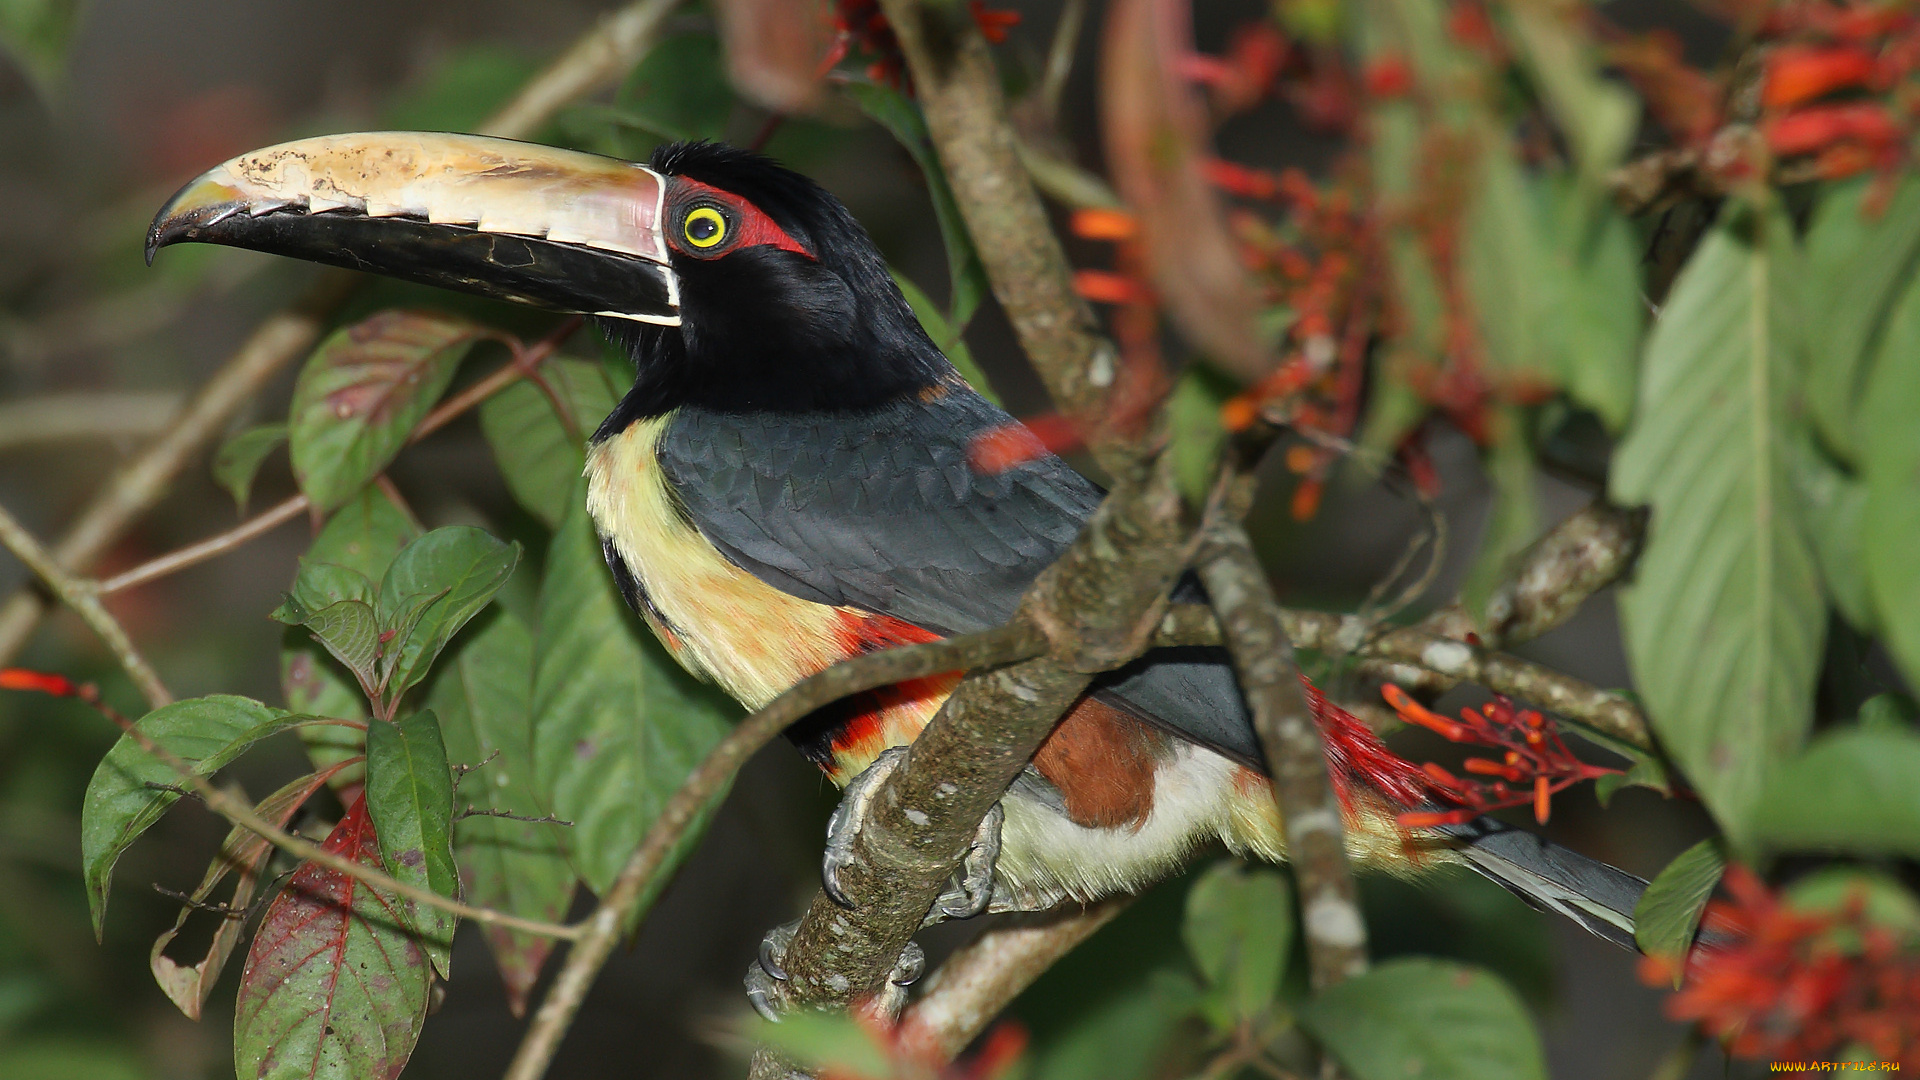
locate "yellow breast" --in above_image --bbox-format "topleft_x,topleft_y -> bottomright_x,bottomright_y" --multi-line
585,415 -> 849,709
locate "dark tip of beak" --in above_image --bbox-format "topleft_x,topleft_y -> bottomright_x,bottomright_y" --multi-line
144,224 -> 160,267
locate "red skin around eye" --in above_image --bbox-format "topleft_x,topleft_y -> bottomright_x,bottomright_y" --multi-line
668,178 -> 813,259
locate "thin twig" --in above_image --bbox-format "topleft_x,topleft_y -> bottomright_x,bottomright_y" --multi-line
502,622 -> 1049,1080
0,503 -> 172,709
96,495 -> 306,596
458,807 -> 573,826
0,392 -> 186,451
893,897 -> 1131,1062
96,701 -> 584,942
86,317 -> 584,599
0,0 -> 688,667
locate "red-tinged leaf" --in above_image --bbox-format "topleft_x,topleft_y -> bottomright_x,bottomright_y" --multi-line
289,310 -> 491,514
713,0 -> 835,113
151,760 -> 357,1020
235,795 -> 431,1080
1101,0 -> 1272,382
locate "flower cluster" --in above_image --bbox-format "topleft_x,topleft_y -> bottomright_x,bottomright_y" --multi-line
1758,2 -> 1920,180
1377,683 -> 1623,827
829,1 -> 1019,90
1640,866 -> 1920,1062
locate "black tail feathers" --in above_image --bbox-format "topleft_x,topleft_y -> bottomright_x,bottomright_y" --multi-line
1439,816 -> 1647,953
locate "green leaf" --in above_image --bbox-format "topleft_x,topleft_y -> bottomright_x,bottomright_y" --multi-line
1749,727 -> 1920,859
275,598 -> 381,689
1859,692 -> 1917,732
0,0 -> 85,100
890,269 -> 999,406
281,487 -> 419,784
429,609 -> 574,1016
531,483 -> 737,895
1861,270 -> 1920,689
212,422 -> 288,511
1298,958 -> 1547,1080
614,31 -> 734,143
737,1011 -> 892,1078
847,79 -> 989,331
1501,4 -> 1637,190
305,484 -> 421,578
288,310 -> 488,513
1782,868 -> 1920,939
281,561 -> 377,614
150,764 -> 348,1020
1461,413 -> 1540,620
233,795 -> 431,1080
1611,206 -> 1825,837
375,526 -> 520,703
1632,838 -> 1725,977
1593,756 -> 1668,807
1547,187 -> 1641,431
1024,969 -> 1201,1080
1182,860 -> 1292,1026
1791,434 -> 1874,631
479,358 -> 621,527
1803,174 -> 1920,463
1168,365 -> 1235,508
79,695 -> 290,938
365,710 -> 459,976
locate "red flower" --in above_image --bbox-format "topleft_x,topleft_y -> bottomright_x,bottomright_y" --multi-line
1644,866 -> 1920,1062
1763,44 -> 1878,109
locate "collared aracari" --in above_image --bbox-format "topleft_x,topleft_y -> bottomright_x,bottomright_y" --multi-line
148,132 -> 1651,1002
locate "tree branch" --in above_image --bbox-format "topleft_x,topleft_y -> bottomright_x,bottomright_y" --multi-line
0,504 -> 172,709
0,0 -> 688,666
502,622 -> 1049,1080
893,897 -> 1131,1062
1198,521 -> 1368,990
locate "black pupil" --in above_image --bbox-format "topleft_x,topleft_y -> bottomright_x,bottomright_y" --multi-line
690,214 -> 719,241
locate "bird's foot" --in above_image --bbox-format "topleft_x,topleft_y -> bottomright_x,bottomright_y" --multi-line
822,746 -> 1005,924
744,917 -> 926,1022
822,745 -> 908,907
926,802 -> 1002,925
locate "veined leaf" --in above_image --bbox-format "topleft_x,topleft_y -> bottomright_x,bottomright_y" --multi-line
365,711 -> 459,976
1182,860 -> 1292,1028
375,526 -> 520,703
213,422 -> 288,512
1861,270 -> 1920,689
276,598 -> 381,689
288,310 -> 488,513
1298,958 -> 1547,1080
479,358 -> 620,527
1611,206 -> 1825,838
1750,727 -> 1920,859
429,610 -> 573,1016
1633,838 -> 1725,979
846,80 -> 989,333
531,483 -> 737,896
282,487 -> 420,786
80,695 -> 291,938
150,762 -> 354,1020
233,796 -> 431,1080
1803,174 -> 1920,463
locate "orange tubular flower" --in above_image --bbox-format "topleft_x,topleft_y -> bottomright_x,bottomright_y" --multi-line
1763,44 -> 1879,109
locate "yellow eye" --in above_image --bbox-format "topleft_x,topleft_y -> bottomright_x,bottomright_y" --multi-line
684,206 -> 727,249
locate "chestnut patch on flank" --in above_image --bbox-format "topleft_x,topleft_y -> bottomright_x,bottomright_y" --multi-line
1032,698 -> 1168,829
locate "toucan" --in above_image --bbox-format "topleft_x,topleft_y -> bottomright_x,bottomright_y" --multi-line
148,132 -> 1652,1008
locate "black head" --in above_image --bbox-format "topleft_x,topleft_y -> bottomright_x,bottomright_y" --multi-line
597,141 -> 953,433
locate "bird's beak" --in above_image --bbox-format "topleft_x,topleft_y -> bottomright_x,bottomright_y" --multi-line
148,132 -> 680,325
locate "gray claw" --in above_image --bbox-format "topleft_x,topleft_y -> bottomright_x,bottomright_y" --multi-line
744,918 -> 800,1021
934,802 -> 1003,921
867,940 -> 926,1021
823,746 -> 909,908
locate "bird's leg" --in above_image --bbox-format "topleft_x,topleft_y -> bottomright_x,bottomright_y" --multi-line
928,802 -> 1002,924
744,917 -> 926,1022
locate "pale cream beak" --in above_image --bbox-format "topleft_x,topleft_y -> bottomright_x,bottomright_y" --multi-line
148,132 -> 680,324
